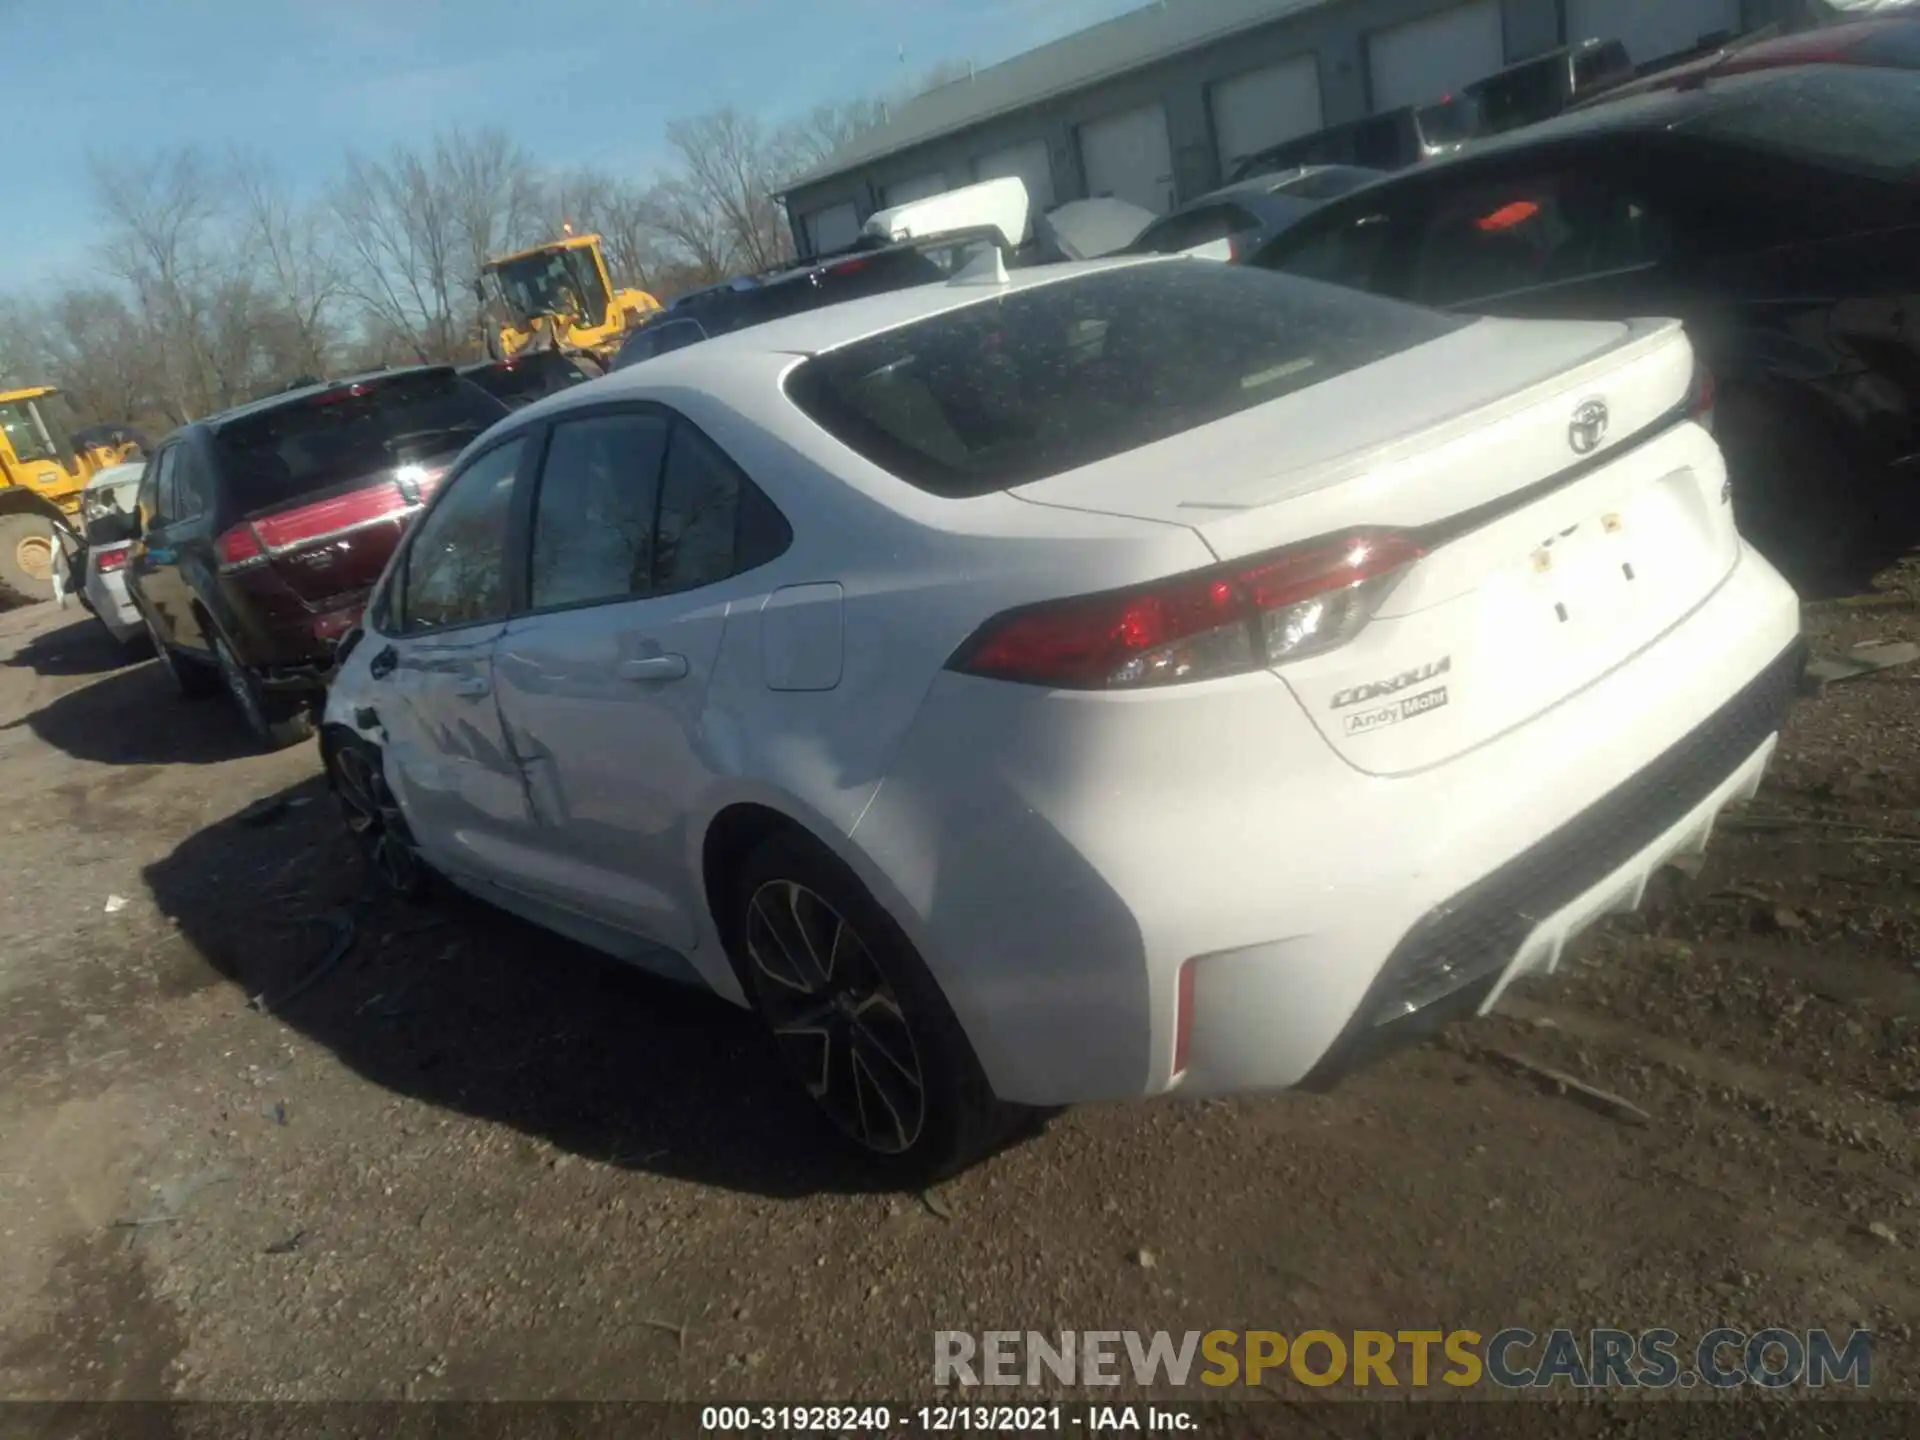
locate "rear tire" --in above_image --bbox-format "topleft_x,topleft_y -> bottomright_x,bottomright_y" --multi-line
0,512 -> 58,606
728,831 -> 1028,1183
144,609 -> 221,699
215,637 -> 314,750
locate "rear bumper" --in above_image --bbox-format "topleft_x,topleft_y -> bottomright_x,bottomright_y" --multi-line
1297,638 -> 1800,1090
86,572 -> 143,642
849,542 -> 1802,1107
225,585 -> 372,688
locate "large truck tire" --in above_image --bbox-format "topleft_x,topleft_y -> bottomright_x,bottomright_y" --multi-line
0,511 -> 58,606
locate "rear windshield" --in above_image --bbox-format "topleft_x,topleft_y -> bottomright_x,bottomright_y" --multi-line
784,262 -> 1468,498
1682,66 -> 1920,181
214,372 -> 507,513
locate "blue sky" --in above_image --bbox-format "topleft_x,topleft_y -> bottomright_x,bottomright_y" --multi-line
7,0 -> 1141,291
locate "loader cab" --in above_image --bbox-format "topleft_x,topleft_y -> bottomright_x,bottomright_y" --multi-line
484,239 -> 615,331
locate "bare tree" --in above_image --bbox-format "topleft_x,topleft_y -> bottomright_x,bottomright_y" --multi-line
636,177 -> 734,284
662,107 -> 795,275
331,146 -> 462,362
332,128 -> 549,363
88,147 -> 226,418
438,129 -> 548,283
547,168 -> 670,293
232,152 -> 343,376
782,97 -> 889,175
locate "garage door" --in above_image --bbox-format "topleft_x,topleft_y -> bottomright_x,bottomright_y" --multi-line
974,138 -> 1056,219
1566,0 -> 1740,66
803,202 -> 860,255
884,172 -> 951,206
1078,103 -> 1176,214
1210,55 -> 1324,177
1368,1 -> 1505,111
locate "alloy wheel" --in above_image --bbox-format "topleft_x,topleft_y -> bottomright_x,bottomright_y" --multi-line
745,879 -> 927,1155
330,743 -> 420,894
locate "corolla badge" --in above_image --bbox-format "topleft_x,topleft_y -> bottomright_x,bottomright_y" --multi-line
1568,399 -> 1610,455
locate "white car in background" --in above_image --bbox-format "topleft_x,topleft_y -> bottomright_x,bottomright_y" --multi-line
75,462 -> 148,649
323,257 -> 1802,1178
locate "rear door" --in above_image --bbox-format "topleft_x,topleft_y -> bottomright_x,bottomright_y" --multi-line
491,407 -> 791,950
129,444 -> 208,653
365,435 -> 530,885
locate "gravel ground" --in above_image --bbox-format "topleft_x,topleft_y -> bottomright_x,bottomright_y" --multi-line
0,577 -> 1915,1407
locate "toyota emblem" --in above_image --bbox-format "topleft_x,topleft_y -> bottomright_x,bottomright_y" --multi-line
1569,399 -> 1610,455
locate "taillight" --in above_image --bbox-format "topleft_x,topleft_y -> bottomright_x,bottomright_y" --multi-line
1687,362 -> 1716,434
948,530 -> 1425,690
218,483 -> 413,574
95,544 -> 131,573
218,524 -> 265,571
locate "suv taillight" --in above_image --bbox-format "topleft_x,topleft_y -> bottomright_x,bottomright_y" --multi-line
217,524 -> 265,571
217,483 -> 414,573
947,531 -> 1425,690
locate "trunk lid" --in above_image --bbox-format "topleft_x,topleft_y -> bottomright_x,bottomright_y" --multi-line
1015,316 -> 1735,775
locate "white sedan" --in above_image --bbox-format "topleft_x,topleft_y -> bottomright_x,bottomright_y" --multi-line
323,257 -> 1802,1178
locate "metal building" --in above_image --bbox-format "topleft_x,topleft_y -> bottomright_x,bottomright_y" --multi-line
782,0 -> 1800,256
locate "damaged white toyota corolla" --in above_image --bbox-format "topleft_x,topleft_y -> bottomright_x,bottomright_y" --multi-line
322,257 -> 1802,1179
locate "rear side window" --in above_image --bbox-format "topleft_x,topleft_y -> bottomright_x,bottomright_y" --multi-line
785,263 -> 1468,498
528,413 -> 670,609
1256,204 -> 1408,292
213,373 -> 509,515
653,426 -> 742,593
525,410 -> 792,610
1130,203 -> 1263,254
1410,172 -> 1673,306
1683,67 -> 1920,181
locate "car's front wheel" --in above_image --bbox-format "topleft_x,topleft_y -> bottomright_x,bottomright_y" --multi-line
730,832 -> 1026,1181
324,730 -> 429,900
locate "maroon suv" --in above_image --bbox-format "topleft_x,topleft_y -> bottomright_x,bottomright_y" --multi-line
127,367 -> 510,747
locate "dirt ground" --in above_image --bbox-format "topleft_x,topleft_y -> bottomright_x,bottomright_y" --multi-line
0,574 -> 1916,1407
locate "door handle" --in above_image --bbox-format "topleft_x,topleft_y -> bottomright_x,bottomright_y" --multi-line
617,654 -> 689,682
369,645 -> 398,680
450,674 -> 491,698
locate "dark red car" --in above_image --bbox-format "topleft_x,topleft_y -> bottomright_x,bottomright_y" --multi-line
127,367 -> 510,746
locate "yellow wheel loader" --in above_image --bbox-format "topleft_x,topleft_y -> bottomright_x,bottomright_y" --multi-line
0,386 -> 147,604
476,231 -> 662,370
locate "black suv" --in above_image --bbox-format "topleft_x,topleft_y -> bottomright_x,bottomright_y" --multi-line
128,366 -> 510,747
611,242 -> 954,370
